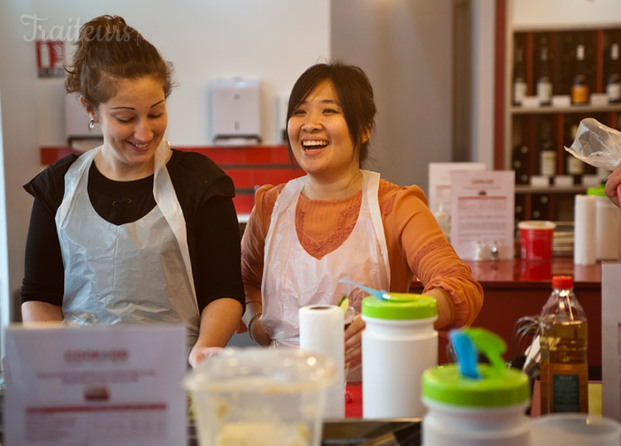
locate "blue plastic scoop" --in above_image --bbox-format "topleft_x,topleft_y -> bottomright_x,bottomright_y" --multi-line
449,330 -> 481,379
338,279 -> 390,301
449,327 -> 507,380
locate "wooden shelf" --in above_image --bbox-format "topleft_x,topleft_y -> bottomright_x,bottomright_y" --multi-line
511,104 -> 621,114
504,24 -> 621,222
515,185 -> 588,194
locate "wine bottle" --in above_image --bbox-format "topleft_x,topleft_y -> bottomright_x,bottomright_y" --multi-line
607,43 -> 621,104
513,45 -> 527,106
530,194 -> 549,220
512,144 -> 530,185
565,124 -> 584,185
539,120 -> 556,179
571,44 -> 589,105
537,38 -> 553,105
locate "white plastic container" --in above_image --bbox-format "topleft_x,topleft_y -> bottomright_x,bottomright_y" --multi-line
361,293 -> 437,418
183,348 -> 336,446
587,186 -> 621,261
422,328 -> 531,446
531,413 -> 621,446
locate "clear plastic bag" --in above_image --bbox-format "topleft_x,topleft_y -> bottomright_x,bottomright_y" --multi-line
565,117 -> 621,171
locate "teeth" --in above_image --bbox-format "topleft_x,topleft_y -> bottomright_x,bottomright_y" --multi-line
131,142 -> 148,148
302,140 -> 328,148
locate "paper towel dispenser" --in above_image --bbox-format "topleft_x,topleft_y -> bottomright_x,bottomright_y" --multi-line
209,78 -> 261,145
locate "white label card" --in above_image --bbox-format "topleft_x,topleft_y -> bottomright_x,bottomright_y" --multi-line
428,162 -> 487,214
4,324 -> 187,446
449,170 -> 515,260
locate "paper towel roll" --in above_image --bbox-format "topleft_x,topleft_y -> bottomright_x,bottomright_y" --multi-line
299,305 -> 344,418
574,195 -> 597,265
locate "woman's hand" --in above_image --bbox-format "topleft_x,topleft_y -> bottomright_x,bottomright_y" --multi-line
344,314 -> 365,369
188,346 -> 225,368
605,165 -> 621,207
249,319 -> 271,346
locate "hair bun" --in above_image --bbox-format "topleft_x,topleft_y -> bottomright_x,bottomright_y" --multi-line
79,15 -> 133,44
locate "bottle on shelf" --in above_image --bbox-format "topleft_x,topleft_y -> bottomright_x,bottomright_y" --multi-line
537,37 -> 553,106
539,120 -> 556,180
565,123 -> 584,185
530,194 -> 549,220
571,43 -> 590,105
514,196 -> 526,224
607,42 -> 620,104
539,276 -> 588,415
512,143 -> 530,185
513,45 -> 527,106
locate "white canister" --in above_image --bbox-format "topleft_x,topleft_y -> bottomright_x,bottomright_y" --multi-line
588,186 -> 621,261
361,293 -> 437,419
422,329 -> 531,446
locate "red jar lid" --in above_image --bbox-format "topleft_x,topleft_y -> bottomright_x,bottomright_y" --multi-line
552,276 -> 573,289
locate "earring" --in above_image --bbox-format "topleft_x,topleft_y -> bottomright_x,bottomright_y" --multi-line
88,118 -> 95,130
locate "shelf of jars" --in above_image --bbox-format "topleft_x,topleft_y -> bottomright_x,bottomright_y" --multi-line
508,26 -> 621,222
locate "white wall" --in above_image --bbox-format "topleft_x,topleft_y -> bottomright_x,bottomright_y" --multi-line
331,0 -> 455,192
0,0 -> 39,335
29,0 -> 331,146
0,0 -> 330,325
470,0 -> 496,168
511,0 -> 621,29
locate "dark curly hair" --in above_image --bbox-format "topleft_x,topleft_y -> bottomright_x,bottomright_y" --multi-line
65,15 -> 173,108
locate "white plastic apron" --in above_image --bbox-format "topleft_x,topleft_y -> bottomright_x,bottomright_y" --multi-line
56,140 -> 200,351
261,170 -> 391,347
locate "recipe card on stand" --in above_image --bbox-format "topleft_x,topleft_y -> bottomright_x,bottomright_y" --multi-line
4,324 -> 187,446
428,162 -> 487,214
449,170 -> 515,260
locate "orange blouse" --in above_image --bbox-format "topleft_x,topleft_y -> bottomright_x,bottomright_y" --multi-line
241,178 -> 483,329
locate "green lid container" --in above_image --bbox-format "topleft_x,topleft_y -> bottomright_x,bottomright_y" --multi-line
587,185 -> 606,196
361,294 -> 437,320
422,363 -> 530,407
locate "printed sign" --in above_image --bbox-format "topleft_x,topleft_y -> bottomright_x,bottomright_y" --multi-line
4,324 -> 187,446
449,170 -> 515,260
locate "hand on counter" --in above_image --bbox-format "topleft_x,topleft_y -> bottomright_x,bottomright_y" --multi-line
188,346 -> 225,368
345,314 -> 365,369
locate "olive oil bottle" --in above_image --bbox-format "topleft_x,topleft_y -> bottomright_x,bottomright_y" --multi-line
539,276 -> 588,414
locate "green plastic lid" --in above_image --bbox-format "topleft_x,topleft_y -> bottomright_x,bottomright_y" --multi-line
422,328 -> 530,407
361,294 -> 437,320
587,185 -> 606,196
422,364 -> 530,407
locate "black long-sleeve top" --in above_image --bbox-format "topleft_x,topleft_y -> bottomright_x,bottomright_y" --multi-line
21,149 -> 245,314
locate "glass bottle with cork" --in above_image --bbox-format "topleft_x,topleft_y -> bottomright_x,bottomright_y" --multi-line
513,44 -> 527,106
537,36 -> 553,106
565,123 -> 584,185
539,119 -> 556,184
539,275 -> 588,414
571,43 -> 590,105
607,42 -> 620,104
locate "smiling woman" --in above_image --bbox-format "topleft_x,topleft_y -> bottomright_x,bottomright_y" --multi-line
20,15 -> 245,368
240,62 -> 484,381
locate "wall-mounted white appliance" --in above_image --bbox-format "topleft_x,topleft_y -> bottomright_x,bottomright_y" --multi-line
209,78 -> 261,145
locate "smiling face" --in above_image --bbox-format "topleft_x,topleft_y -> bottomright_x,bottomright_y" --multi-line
287,79 -> 361,182
90,75 -> 168,179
